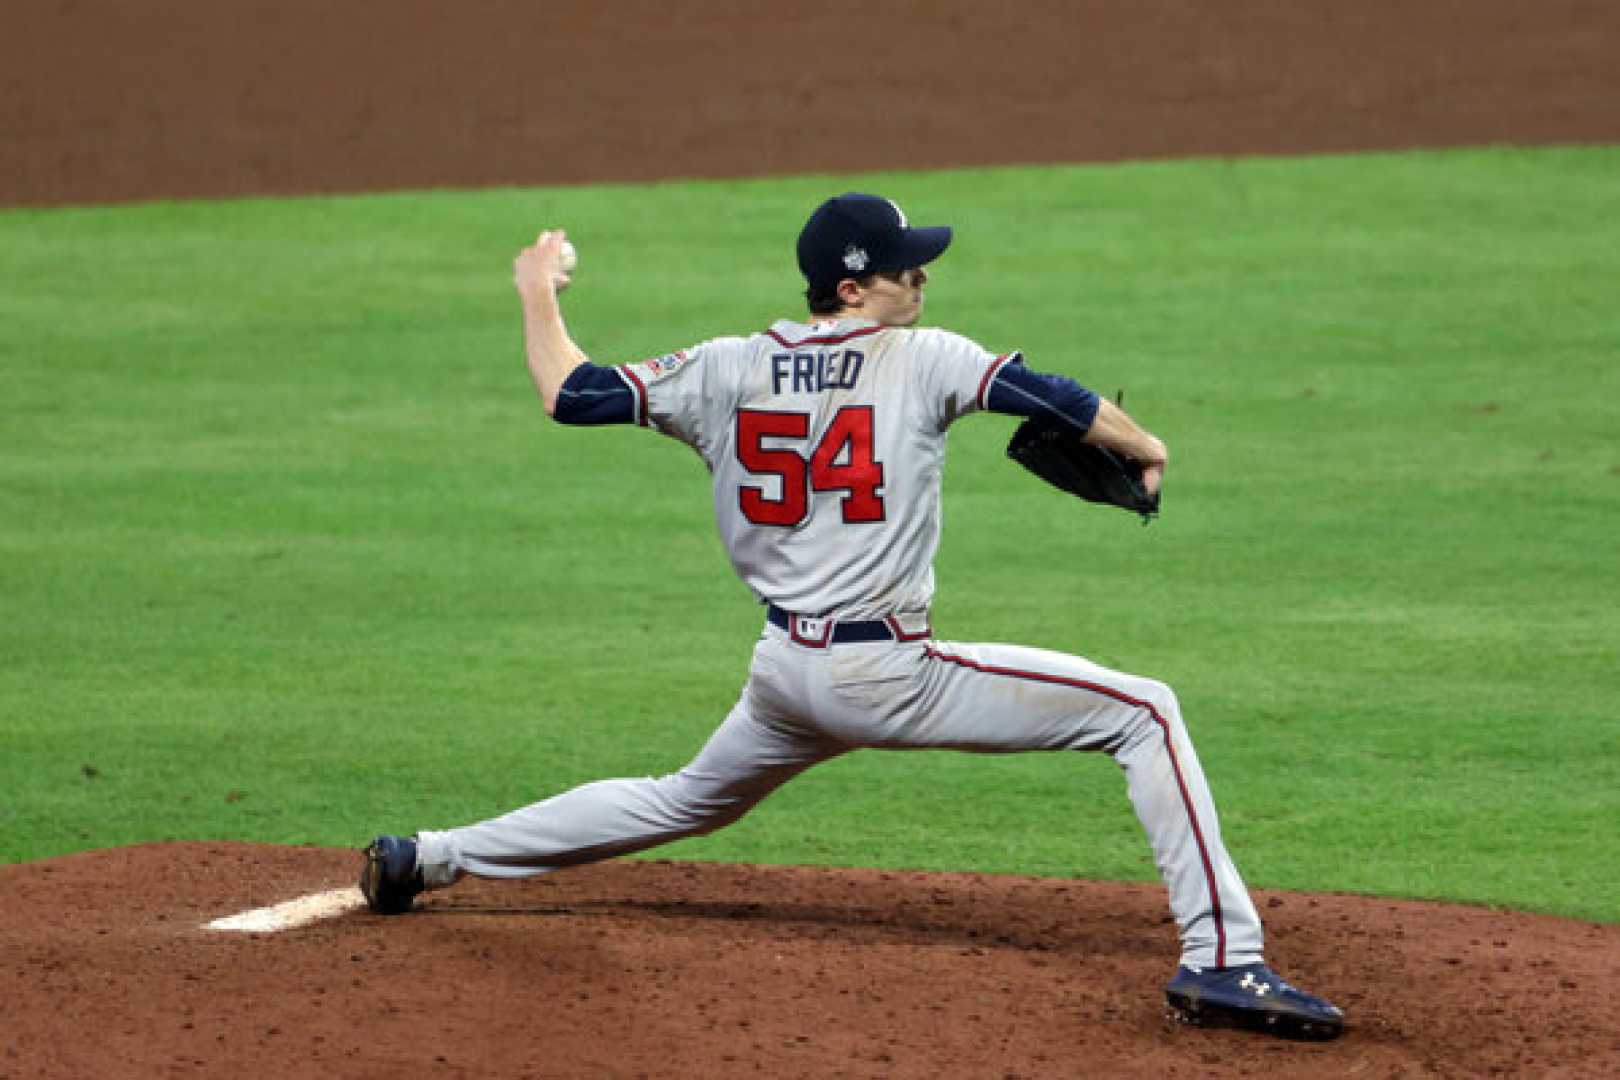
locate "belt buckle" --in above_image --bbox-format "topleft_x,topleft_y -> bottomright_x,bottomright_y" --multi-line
789,614 -> 834,648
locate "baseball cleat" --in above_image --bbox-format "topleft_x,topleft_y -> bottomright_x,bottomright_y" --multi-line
1165,962 -> 1345,1040
359,834 -> 425,915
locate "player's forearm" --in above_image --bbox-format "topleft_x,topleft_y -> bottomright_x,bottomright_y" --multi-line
520,289 -> 588,416
1083,397 -> 1168,469
1082,398 -> 1168,495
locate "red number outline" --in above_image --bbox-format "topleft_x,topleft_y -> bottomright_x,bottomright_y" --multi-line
736,410 -> 811,526
736,407 -> 886,526
810,406 -> 885,523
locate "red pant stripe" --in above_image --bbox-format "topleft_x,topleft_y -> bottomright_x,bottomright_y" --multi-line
923,646 -> 1227,967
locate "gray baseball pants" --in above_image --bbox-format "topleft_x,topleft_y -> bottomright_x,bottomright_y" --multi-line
415,624 -> 1264,969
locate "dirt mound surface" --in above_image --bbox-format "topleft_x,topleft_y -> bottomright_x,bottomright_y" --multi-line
4,0 -> 1619,207
3,843 -> 1616,1077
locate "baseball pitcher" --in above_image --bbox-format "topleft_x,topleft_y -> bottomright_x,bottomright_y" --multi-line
360,193 -> 1345,1040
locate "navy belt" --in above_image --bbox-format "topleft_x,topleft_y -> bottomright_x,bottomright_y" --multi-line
766,605 -> 931,649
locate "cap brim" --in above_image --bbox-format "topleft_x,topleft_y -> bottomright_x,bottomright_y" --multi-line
882,225 -> 952,272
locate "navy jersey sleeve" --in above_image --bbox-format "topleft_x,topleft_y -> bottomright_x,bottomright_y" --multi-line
552,363 -> 639,426
984,357 -> 1100,435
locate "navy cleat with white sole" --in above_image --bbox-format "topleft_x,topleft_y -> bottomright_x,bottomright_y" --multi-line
359,834 -> 425,915
1165,962 -> 1345,1040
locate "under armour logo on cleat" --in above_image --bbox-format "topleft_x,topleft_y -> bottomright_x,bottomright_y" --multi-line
1239,973 -> 1272,997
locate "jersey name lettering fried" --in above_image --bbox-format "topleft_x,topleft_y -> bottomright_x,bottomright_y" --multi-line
770,349 -> 864,394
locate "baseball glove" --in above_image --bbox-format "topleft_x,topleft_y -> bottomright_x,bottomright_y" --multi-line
1006,419 -> 1160,523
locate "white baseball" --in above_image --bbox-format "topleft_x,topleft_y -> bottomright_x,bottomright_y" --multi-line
560,241 -> 578,273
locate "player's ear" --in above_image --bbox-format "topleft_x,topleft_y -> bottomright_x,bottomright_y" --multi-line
835,277 -> 865,308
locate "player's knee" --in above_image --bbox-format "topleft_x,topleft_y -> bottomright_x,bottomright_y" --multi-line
1141,677 -> 1180,716
1129,677 -> 1184,734
666,796 -> 753,840
1105,678 -> 1185,758
653,773 -> 756,831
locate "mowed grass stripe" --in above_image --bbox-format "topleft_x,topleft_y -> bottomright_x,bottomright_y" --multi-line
2,146 -> 1616,920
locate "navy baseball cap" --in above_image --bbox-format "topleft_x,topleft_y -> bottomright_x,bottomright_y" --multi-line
796,193 -> 952,290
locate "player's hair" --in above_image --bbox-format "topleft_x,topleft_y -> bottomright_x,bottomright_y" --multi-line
805,281 -> 845,315
805,271 -> 902,315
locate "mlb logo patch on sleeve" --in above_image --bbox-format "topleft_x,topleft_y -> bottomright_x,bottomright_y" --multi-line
645,350 -> 690,378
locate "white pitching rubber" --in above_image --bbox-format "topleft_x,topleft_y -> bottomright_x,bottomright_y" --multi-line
204,886 -> 366,932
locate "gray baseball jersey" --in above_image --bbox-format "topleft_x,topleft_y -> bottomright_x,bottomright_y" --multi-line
616,318 -> 1012,619
414,316 -> 1265,970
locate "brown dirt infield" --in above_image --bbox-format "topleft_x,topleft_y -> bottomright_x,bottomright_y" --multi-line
4,844 -> 1618,1078
5,1 -> 1620,1076
3,0 -> 1618,208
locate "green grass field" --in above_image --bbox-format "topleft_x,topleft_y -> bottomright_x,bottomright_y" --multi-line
3,147 -> 1616,922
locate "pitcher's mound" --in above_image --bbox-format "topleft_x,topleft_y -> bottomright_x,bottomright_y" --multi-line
3,842 -> 1616,1077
